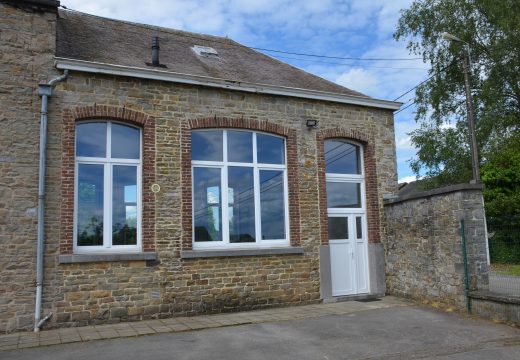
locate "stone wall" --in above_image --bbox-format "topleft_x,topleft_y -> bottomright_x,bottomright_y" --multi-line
36,74 -> 396,330
0,1 -> 60,333
384,184 -> 490,308
0,2 -> 398,332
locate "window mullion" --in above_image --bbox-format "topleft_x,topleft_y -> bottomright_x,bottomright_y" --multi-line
222,129 -> 229,245
222,166 -> 229,245
104,162 -> 112,248
254,164 -> 261,244
253,133 -> 261,244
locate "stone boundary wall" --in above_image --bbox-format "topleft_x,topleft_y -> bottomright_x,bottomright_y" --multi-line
384,184 -> 489,309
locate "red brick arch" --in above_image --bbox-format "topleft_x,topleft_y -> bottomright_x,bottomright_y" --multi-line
316,128 -> 380,245
60,105 -> 156,254
181,116 -> 300,250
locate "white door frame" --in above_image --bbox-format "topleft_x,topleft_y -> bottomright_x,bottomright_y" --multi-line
329,212 -> 370,296
325,140 -> 370,297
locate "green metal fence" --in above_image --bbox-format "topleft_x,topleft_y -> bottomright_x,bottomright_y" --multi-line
487,216 -> 520,295
488,216 -> 520,266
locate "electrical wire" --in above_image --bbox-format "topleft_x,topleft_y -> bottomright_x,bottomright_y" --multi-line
61,8 -> 424,63
271,54 -> 429,70
393,60 -> 458,101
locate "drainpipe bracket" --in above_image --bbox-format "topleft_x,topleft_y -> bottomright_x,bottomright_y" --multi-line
38,84 -> 52,97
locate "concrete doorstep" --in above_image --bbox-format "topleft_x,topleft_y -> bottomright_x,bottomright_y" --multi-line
0,296 -> 407,351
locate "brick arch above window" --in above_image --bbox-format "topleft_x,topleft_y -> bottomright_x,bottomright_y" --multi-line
181,116 -> 300,250
316,128 -> 380,245
60,105 -> 156,254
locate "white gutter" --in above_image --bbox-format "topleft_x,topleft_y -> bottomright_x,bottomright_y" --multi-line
55,58 -> 402,111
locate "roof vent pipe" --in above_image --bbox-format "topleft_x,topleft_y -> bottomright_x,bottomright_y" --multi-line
152,36 -> 160,66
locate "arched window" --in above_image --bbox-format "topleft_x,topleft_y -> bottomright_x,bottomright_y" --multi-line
324,139 -> 363,209
191,129 -> 289,248
74,121 -> 142,252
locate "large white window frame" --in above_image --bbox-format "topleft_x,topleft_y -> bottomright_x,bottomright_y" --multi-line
325,140 -> 366,215
73,121 -> 142,253
191,130 -> 290,249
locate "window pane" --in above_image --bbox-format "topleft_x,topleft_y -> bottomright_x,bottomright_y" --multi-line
228,167 -> 255,243
356,216 -> 363,239
77,164 -> 104,246
326,182 -> 361,208
112,166 -> 138,246
193,167 -> 222,242
227,131 -> 253,163
111,123 -> 140,159
192,130 -> 223,161
76,123 -> 106,157
325,140 -> 360,174
257,134 -> 285,164
328,217 -> 348,240
260,170 -> 286,239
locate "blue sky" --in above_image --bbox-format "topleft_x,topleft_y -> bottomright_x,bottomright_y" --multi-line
62,0 -> 429,183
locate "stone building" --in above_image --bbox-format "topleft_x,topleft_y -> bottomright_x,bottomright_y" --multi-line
0,0 -> 400,333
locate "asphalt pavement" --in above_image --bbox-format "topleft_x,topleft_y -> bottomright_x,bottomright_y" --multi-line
2,300 -> 519,359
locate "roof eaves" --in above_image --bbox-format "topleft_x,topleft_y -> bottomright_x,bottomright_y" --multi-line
55,57 -> 402,110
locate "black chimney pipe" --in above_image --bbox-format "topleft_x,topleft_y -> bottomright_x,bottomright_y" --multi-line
152,36 -> 160,66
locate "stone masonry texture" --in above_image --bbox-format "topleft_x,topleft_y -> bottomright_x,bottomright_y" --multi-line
384,186 -> 490,309
0,1 -> 61,333
0,2 -> 398,332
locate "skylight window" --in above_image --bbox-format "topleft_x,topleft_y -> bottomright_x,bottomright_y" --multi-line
192,45 -> 219,58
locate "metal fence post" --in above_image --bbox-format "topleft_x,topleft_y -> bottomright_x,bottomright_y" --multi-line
460,219 -> 472,313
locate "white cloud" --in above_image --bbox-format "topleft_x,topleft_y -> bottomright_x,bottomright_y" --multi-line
336,68 -> 380,96
398,175 -> 419,184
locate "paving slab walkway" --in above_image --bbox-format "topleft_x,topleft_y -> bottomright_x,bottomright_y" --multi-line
0,296 -> 407,351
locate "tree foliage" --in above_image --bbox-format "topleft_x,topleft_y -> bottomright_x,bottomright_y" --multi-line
395,0 -> 520,214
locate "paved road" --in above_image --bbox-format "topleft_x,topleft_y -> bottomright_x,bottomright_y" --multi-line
3,306 -> 520,360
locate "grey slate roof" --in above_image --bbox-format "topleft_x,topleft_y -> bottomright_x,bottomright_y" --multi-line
56,10 -> 369,98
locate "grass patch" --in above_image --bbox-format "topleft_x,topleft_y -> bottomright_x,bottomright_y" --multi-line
490,263 -> 520,276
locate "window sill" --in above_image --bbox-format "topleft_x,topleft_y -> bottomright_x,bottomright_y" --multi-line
181,247 -> 304,259
58,252 -> 156,264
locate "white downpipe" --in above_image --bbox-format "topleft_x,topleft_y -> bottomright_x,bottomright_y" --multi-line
34,70 -> 68,332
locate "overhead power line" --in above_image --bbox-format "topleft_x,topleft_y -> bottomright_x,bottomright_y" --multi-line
63,8 -> 425,63
271,54 -> 429,70
393,60 -> 458,101
251,48 -> 424,62
394,101 -> 417,115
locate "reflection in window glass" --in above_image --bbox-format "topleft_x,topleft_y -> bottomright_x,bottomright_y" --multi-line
112,166 -> 137,245
193,167 -> 222,242
260,170 -> 285,239
326,182 -> 361,208
324,140 -> 360,174
76,123 -> 107,157
257,134 -> 285,164
111,124 -> 140,159
192,131 -> 223,161
77,164 -> 104,246
227,131 -> 253,163
356,216 -> 363,239
328,217 -> 348,240
228,167 -> 255,243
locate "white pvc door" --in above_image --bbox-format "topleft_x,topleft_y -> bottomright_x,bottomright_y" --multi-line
329,214 -> 369,296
